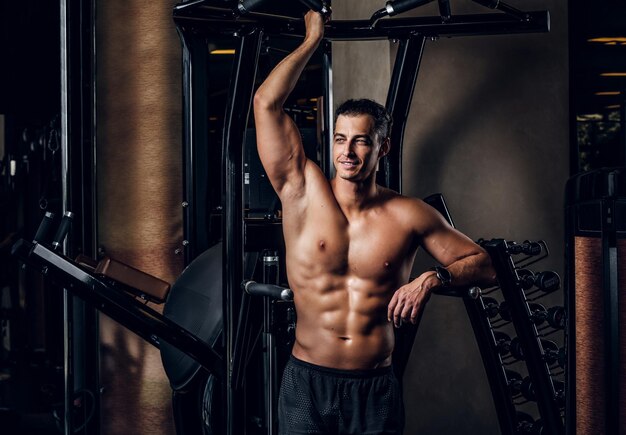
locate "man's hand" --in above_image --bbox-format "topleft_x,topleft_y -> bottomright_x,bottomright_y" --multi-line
387,271 -> 440,328
303,10 -> 326,45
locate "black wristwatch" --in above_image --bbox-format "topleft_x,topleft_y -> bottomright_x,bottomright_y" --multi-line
430,266 -> 452,287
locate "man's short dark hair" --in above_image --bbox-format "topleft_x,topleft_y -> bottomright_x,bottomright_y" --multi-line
334,99 -> 393,140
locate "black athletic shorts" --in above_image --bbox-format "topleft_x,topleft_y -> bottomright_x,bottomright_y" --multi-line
277,356 -> 404,435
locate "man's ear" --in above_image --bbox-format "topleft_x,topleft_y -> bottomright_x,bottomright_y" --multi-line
378,137 -> 390,158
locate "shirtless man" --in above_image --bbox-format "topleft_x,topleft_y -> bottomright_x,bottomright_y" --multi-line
253,10 -> 495,435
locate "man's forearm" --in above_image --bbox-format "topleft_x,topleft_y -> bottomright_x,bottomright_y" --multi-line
445,251 -> 497,288
255,17 -> 323,109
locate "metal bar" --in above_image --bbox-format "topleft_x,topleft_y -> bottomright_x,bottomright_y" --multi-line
180,31 -> 211,263
222,30 -> 263,435
59,0 -> 73,429
470,0 -> 530,22
322,40 -> 334,179
13,239 -> 225,380
564,204 -> 576,435
263,254 -> 280,435
173,4 -> 550,40
383,36 -> 425,193
61,0 -> 101,432
463,297 -> 517,435
603,197 -> 618,434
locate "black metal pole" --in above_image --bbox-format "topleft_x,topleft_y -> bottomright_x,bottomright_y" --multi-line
383,36 -> 425,193
263,253 -> 280,435
602,197 -> 619,435
322,39 -> 334,179
180,30 -> 211,264
463,297 -> 518,435
60,0 -> 99,433
222,29 -> 263,435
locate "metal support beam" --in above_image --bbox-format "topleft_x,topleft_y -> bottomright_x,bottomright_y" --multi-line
222,29 -> 263,435
60,0 -> 99,433
383,36 -> 425,193
181,31 -> 211,263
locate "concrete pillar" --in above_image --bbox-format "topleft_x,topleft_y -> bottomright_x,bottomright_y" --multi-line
96,1 -> 183,433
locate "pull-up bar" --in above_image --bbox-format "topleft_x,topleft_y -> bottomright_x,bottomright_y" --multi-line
173,0 -> 550,39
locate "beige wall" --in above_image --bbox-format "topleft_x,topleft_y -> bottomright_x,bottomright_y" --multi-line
332,1 -> 569,433
332,0 -> 391,107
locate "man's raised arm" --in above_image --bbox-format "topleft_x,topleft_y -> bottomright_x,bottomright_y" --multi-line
253,11 -> 325,198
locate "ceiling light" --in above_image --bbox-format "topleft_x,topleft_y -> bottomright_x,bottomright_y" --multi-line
606,104 -> 621,109
577,114 -> 603,121
588,37 -> 626,43
600,73 -> 626,77
595,91 -> 621,96
210,49 -> 236,55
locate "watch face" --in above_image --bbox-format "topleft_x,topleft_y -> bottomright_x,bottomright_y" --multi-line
437,267 -> 451,284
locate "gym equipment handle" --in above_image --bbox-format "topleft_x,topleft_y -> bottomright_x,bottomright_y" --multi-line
243,280 -> 294,301
52,211 -> 74,251
433,285 -> 481,299
386,0 -> 435,16
34,211 -> 55,244
297,0 -> 331,18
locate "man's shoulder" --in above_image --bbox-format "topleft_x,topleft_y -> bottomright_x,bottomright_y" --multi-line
376,187 -> 443,231
376,186 -> 427,210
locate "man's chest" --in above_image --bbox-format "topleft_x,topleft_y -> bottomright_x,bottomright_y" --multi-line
288,206 -> 417,281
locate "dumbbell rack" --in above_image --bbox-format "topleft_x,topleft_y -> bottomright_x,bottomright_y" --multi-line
476,239 -> 565,435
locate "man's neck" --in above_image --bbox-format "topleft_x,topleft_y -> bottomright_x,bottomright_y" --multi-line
330,176 -> 380,216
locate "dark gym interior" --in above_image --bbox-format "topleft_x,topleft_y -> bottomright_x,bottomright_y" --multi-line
0,0 -> 625,434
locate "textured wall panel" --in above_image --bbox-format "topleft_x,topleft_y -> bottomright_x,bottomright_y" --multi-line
96,1 -> 183,434
574,236 -> 605,435
97,0 -> 183,285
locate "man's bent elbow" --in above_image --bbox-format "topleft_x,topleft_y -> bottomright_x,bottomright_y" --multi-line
254,90 -> 281,112
479,252 -> 498,286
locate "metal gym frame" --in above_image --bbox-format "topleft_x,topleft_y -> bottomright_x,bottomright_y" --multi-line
173,1 -> 550,434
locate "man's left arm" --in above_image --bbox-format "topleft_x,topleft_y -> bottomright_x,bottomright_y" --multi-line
388,200 -> 497,327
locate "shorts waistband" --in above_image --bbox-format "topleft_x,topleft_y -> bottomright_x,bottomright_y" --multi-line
289,355 -> 393,378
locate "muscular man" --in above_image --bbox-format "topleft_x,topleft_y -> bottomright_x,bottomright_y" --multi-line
253,11 -> 495,435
